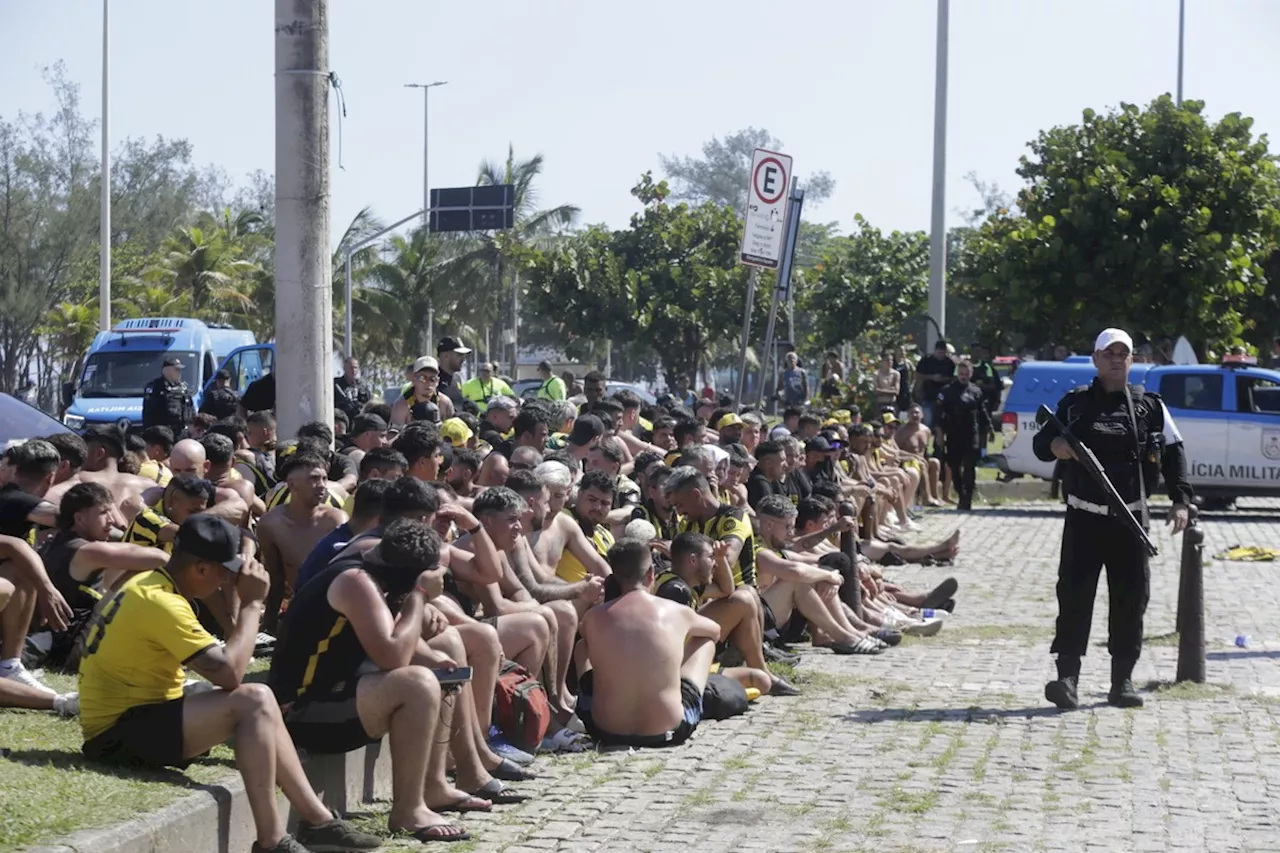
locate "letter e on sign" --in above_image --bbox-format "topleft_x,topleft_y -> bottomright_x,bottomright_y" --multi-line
740,147 -> 793,269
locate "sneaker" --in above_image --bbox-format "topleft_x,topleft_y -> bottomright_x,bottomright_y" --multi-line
295,813 -> 382,852
1107,679 -> 1144,709
251,835 -> 311,853
488,731 -> 535,766
1,662 -> 56,696
901,618 -> 943,637
52,692 -> 79,718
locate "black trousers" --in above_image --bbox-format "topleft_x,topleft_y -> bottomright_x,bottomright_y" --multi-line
945,447 -> 979,501
1051,508 -> 1150,662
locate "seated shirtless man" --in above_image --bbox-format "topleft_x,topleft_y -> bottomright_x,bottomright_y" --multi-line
44,427 -> 157,524
888,405 -> 944,506
578,538 -> 718,748
258,452 -> 349,631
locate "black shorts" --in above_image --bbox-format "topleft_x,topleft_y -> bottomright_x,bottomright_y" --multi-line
283,682 -> 379,755
83,697 -> 188,769
578,671 -> 702,749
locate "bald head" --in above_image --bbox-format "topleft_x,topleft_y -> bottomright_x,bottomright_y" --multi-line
169,439 -> 208,477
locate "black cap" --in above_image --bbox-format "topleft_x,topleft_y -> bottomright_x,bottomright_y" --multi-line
805,436 -> 833,454
933,339 -> 948,350
569,415 -> 606,447
352,413 -> 389,435
174,515 -> 243,573
436,336 -> 472,355
163,357 -> 185,368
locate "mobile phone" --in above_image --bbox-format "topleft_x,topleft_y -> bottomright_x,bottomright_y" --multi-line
432,666 -> 473,686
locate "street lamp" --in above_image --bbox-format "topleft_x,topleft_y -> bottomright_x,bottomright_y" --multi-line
404,81 -> 448,225
1176,0 -> 1186,106
100,0 -> 111,331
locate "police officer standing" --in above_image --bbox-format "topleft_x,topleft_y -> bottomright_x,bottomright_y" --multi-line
141,357 -> 194,433
1033,328 -> 1192,710
936,360 -> 991,511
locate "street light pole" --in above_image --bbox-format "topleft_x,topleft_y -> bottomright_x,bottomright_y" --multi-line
99,0 -> 111,331
926,0 -> 949,351
405,81 -> 447,226
1176,0 -> 1186,106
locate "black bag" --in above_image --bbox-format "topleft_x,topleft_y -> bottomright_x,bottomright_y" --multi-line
701,673 -> 749,721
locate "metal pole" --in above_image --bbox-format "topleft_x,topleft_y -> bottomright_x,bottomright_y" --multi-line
343,248 -> 353,359
1176,0 -> 1185,106
99,0 -> 111,331
926,0 -> 949,351
422,86 -> 429,224
734,267 -> 759,404
510,266 -> 519,379
755,179 -> 804,409
275,0 -> 334,437
427,306 -> 434,358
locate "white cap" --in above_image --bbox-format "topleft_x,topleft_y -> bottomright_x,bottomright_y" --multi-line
412,355 -> 440,373
1093,328 -> 1134,353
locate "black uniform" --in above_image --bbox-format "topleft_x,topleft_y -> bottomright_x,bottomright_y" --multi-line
936,379 -> 992,510
199,386 -> 240,420
141,376 -> 194,432
333,376 -> 372,420
1032,379 -> 1192,700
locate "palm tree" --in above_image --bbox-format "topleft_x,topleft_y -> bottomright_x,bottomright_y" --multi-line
476,145 -> 580,247
43,300 -> 99,384
146,223 -> 259,315
361,228 -> 457,367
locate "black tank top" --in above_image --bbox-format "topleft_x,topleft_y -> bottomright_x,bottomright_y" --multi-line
39,531 -> 100,612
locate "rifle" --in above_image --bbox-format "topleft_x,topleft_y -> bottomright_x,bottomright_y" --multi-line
1036,404 -> 1158,557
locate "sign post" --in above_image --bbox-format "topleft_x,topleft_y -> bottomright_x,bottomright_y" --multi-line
736,148 -> 793,404
755,179 -> 805,409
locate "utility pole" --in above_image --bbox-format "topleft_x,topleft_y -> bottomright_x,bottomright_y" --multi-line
275,0 -> 333,438
926,0 -> 949,350
99,0 -> 111,331
1176,0 -> 1185,106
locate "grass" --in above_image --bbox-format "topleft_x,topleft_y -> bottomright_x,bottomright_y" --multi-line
932,623 -> 1054,645
1142,680 -> 1235,701
0,663 -> 287,852
0,675 -> 237,852
875,786 -> 939,815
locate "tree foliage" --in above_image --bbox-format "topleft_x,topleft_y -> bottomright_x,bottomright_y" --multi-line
524,173 -> 772,384
953,96 -> 1280,352
659,127 -> 835,215
796,215 -> 930,351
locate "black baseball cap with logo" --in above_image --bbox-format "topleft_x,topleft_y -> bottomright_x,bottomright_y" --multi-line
163,357 -> 185,368
174,515 -> 244,573
436,336 -> 472,356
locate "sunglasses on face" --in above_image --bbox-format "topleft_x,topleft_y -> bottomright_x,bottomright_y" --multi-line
415,372 -> 438,382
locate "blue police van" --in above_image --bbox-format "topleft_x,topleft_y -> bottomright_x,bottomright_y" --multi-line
62,318 -> 255,431
994,355 -> 1280,505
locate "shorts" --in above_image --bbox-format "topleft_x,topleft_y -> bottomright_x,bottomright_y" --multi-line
83,697 -> 188,769
283,664 -> 381,755
577,670 -> 702,749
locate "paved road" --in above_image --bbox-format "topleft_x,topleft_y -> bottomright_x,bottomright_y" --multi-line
374,500 -> 1280,853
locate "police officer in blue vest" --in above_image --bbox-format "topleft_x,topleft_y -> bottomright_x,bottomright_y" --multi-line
1032,328 -> 1192,710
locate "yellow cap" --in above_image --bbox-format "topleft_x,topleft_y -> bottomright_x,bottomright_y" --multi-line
832,409 -> 853,424
440,417 -> 474,447
716,413 -> 745,430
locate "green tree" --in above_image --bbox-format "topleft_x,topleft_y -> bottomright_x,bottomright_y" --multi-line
658,127 -> 835,214
525,173 -> 771,386
797,215 -> 930,351
953,97 -> 1280,353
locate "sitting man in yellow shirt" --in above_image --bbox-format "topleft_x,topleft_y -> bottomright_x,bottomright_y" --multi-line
79,515 -> 382,853
138,426 -> 174,486
123,475 -> 215,555
554,471 -> 616,585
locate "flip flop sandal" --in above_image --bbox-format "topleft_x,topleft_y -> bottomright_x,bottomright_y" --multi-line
920,578 -> 959,610
433,795 -> 491,813
490,757 -> 537,781
470,778 -> 530,805
828,637 -> 884,655
390,823 -> 472,842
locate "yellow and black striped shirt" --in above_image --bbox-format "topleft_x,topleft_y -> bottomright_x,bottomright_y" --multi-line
123,500 -> 173,554
677,505 -> 756,588
262,482 -> 347,513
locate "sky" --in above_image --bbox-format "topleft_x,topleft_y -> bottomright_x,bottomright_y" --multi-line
2,0 -> 1278,244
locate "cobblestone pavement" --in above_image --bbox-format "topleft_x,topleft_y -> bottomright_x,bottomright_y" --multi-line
374,499 -> 1280,853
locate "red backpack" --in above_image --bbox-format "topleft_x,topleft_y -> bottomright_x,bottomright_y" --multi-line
493,660 -> 552,752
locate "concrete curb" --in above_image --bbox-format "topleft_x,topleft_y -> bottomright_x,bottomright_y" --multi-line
976,478 -> 1051,501
24,740 -> 393,853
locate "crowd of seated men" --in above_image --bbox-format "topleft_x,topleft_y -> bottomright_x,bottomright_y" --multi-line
0,365 -> 960,849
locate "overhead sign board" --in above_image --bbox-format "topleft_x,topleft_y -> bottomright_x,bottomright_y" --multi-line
429,184 -> 516,232
739,148 -> 793,269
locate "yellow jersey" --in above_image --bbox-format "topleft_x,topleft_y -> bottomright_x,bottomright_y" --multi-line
555,516 -> 614,583
78,569 -> 216,739
123,501 -> 172,554
263,482 -> 347,513
138,460 -> 172,486
678,505 -> 756,588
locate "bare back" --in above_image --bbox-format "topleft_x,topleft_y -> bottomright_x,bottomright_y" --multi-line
581,590 -> 695,737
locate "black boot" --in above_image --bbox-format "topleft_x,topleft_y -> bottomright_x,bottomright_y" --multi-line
1045,656 -> 1080,710
1108,658 -> 1144,708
